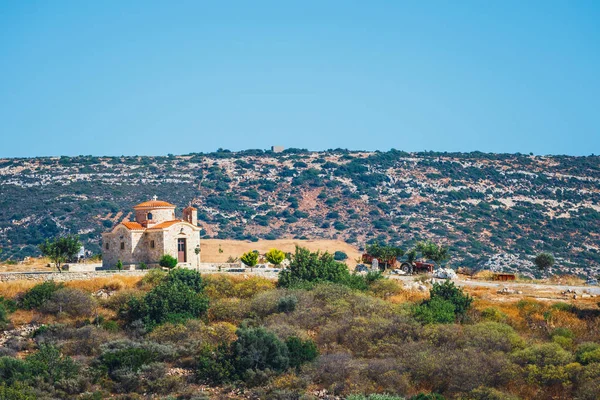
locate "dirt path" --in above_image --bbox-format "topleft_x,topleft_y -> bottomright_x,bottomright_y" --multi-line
394,275 -> 600,295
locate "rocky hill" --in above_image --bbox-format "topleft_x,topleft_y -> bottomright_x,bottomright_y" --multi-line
1,149 -> 599,278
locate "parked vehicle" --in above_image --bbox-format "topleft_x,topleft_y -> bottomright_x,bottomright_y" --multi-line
399,261 -> 435,274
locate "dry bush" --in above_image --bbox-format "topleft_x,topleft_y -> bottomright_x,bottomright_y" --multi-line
36,324 -> 117,356
388,289 -> 429,303
368,279 -> 403,299
208,297 -> 250,323
40,287 -> 97,317
0,280 -> 38,298
5,309 -> 37,325
101,289 -> 146,311
545,309 -> 588,339
233,276 -> 276,298
204,274 -> 276,300
547,274 -> 586,286
473,270 -> 495,280
66,276 -> 141,293
249,289 -> 282,318
147,319 -> 237,347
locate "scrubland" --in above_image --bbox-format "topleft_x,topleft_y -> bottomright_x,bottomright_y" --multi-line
0,267 -> 599,400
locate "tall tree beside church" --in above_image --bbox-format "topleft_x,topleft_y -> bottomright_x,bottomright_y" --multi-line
39,235 -> 82,273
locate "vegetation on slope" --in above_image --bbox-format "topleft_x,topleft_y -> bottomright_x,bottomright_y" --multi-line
0,247 -> 599,399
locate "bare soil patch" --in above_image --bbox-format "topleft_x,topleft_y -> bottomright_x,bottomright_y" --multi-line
201,239 -> 361,267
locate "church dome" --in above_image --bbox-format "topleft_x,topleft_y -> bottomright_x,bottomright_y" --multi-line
133,199 -> 176,209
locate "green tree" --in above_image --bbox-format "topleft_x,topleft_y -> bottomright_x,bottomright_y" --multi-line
535,252 -> 555,270
415,241 -> 449,264
265,248 -> 285,266
159,254 -> 178,269
38,235 -> 81,273
365,243 -> 404,269
240,251 -> 259,267
278,246 -> 350,287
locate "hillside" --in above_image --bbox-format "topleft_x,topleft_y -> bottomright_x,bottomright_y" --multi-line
1,149 -> 599,278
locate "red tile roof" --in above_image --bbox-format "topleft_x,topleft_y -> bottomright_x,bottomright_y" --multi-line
121,221 -> 145,230
147,219 -> 184,230
133,200 -> 176,209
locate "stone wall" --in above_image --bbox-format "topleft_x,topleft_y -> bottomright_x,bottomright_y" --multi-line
0,263 -> 259,283
0,270 -> 149,283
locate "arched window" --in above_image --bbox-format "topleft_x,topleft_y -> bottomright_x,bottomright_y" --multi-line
147,212 -> 153,220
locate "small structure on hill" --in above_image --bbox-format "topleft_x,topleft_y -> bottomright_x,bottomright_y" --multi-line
101,197 -> 201,269
271,145 -> 285,153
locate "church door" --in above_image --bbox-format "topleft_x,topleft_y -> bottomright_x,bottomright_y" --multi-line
177,238 -> 187,262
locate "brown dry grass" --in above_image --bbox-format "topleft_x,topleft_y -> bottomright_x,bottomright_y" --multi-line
201,239 -> 362,268
65,275 -> 142,293
0,280 -> 39,298
0,257 -> 53,272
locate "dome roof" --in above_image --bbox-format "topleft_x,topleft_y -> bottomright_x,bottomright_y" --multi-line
133,199 -> 176,209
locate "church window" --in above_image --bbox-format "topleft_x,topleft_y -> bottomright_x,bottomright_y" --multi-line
105,243 -> 109,250
120,242 -> 125,250
147,212 -> 153,220
150,240 -> 155,249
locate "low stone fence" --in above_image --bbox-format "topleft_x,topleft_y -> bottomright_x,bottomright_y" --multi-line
0,264 -> 280,283
0,270 -> 149,283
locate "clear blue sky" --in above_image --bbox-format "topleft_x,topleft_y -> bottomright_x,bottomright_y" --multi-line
1,1 -> 599,157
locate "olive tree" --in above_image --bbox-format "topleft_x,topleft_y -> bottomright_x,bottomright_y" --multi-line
535,253 -> 555,270
38,235 -> 82,273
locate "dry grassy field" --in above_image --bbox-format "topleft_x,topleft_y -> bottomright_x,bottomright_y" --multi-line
200,239 -> 362,267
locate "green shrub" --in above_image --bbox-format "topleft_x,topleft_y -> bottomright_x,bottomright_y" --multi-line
429,281 -> 472,319
467,387 -> 519,400
480,307 -> 508,323
196,344 -> 234,384
347,395 -> 406,400
142,280 -> 209,328
20,281 -> 63,310
409,394 -> 445,400
278,246 -> 353,288
265,248 -> 286,266
576,342 -> 600,365
99,346 -> 156,377
159,254 -> 178,269
333,251 -> 348,261
285,336 -> 318,369
241,251 -> 259,267
26,344 -> 78,384
0,357 -> 31,385
0,382 -> 35,400
123,268 -> 208,329
232,326 -> 290,378
164,267 -> 205,292
413,297 -> 456,324
140,269 -> 166,287
277,295 -> 298,313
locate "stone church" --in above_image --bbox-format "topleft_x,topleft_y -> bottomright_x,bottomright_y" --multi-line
101,197 -> 201,269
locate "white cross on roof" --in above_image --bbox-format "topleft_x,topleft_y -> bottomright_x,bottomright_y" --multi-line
152,195 -> 158,201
